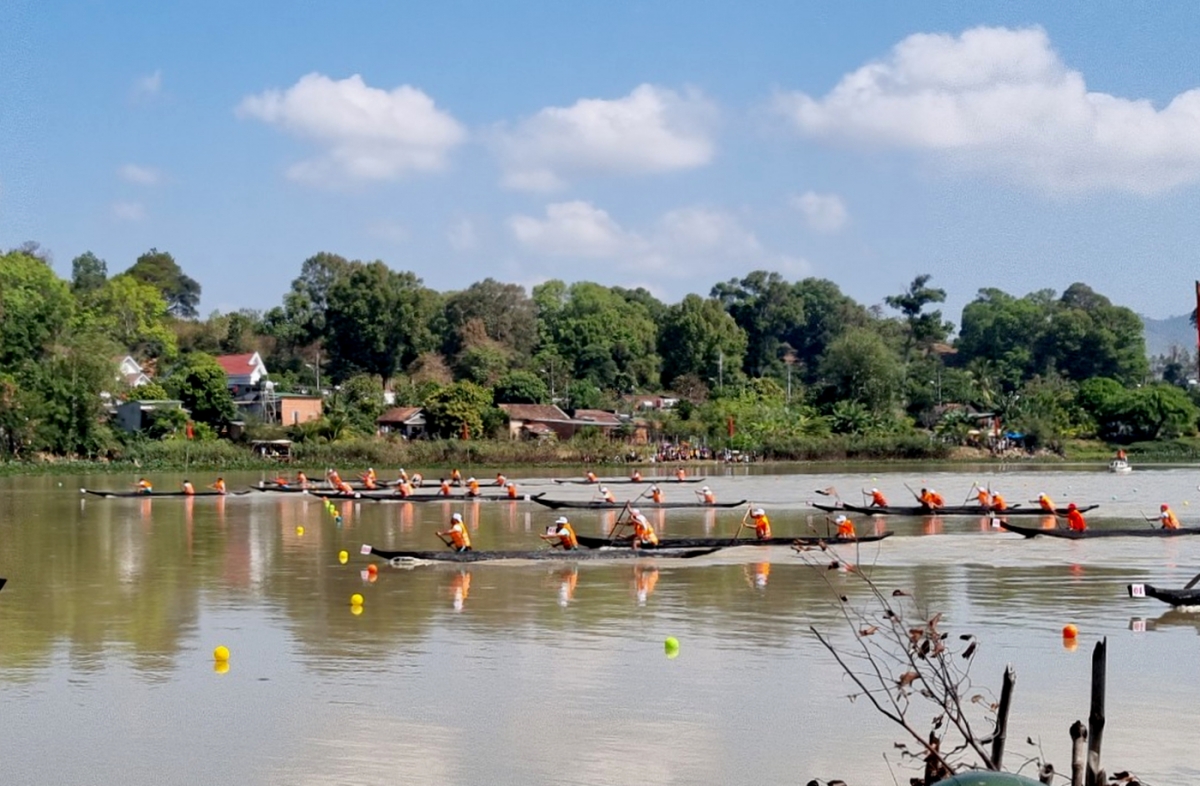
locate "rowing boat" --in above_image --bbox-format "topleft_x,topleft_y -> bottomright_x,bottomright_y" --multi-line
1128,582 -> 1200,607
360,543 -> 721,563
309,489 -> 545,502
553,477 -> 706,485
1001,522 -> 1200,539
532,497 -> 747,510
812,502 -> 1098,517
574,532 -> 894,549
81,489 -> 251,498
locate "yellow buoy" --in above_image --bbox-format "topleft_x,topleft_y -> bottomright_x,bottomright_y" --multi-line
296,526 -> 304,536
213,645 -> 230,662
664,636 -> 680,658
351,593 -> 364,606
338,550 -> 349,564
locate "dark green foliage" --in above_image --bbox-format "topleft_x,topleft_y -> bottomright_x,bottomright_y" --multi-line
126,248 -> 201,318
493,371 -> 549,404
70,251 -> 108,293
424,381 -> 499,439
165,353 -> 236,427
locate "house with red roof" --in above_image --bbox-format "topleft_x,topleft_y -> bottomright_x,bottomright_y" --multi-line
216,352 -> 268,393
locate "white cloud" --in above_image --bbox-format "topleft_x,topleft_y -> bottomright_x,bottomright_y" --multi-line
790,191 -> 848,233
131,70 -> 162,100
775,26 -> 1200,195
111,201 -> 145,221
237,73 -> 467,184
447,218 -> 478,252
118,164 -> 160,185
508,201 -> 807,279
494,84 -> 717,191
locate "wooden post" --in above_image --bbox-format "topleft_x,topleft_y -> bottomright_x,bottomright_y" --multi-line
990,665 -> 1016,769
1070,720 -> 1087,786
1086,637 -> 1107,786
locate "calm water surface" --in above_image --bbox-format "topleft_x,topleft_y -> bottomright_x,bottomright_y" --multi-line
3,465 -> 1200,784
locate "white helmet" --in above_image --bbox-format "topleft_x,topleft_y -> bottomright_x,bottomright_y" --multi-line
871,488 -> 879,493
631,508 -> 641,515
835,515 -> 847,524
451,513 -> 463,522
555,516 -> 569,525
600,486 -> 609,493
702,485 -> 711,492
467,477 -> 476,483
633,513 -> 648,524
752,508 -> 765,517
506,482 -> 515,487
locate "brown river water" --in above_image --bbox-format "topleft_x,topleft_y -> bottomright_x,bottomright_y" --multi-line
2,463 -> 1199,784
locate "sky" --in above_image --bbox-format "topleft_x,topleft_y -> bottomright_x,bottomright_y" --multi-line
4,1 -> 1200,324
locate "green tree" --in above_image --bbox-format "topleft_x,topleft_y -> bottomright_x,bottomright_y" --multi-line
659,294 -> 748,389
885,274 -> 951,360
424,381 -> 497,438
165,353 -> 236,427
493,371 -> 549,404
87,274 -> 178,359
0,250 -> 76,369
338,374 -> 386,434
70,251 -> 108,293
442,279 -> 537,360
818,327 -> 903,414
126,248 -> 202,318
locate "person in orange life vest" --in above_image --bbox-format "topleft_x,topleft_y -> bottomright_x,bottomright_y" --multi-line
1035,493 -> 1056,512
295,471 -> 310,488
696,485 -> 716,504
208,477 -> 226,495
540,516 -> 578,550
866,488 -> 888,507
181,480 -> 195,496
336,479 -> 355,495
975,487 -> 991,508
585,470 -> 599,484
750,508 -> 771,539
1115,448 -> 1127,461
495,473 -> 507,487
630,469 -> 643,482
438,479 -> 452,497
135,477 -> 153,494
466,477 -> 481,497
834,514 -> 857,539
438,513 -> 472,552
396,468 -> 409,485
675,468 -> 687,481
596,486 -> 616,504
450,468 -> 463,486
918,488 -> 944,510
326,469 -> 343,487
1155,503 -> 1181,529
1065,503 -> 1087,532
270,473 -> 289,488
395,480 -> 414,498
649,484 -> 664,503
989,491 -> 1008,512
631,513 -> 658,548
361,471 -> 377,490
505,482 -> 519,500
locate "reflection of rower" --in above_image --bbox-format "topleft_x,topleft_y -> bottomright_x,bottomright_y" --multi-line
556,567 -> 578,607
745,562 -> 770,589
450,570 -> 471,612
634,565 -> 659,605
540,516 -> 578,550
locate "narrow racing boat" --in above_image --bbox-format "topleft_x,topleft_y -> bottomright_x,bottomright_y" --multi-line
533,497 -> 746,510
573,532 -> 894,549
82,489 -> 251,498
360,543 -> 721,563
813,502 -> 1098,517
1001,522 -> 1200,539
1128,579 -> 1200,607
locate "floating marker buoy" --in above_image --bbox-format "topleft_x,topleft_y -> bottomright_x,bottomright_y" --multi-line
367,563 -> 378,576
335,516 -> 343,525
664,636 -> 679,658
351,593 -> 364,606
351,605 -> 363,616
213,645 -> 230,662
296,526 -> 304,536
1062,624 -> 1078,639
338,550 -> 349,564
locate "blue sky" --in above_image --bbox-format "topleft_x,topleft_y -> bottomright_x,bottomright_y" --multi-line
5,1 -> 1200,323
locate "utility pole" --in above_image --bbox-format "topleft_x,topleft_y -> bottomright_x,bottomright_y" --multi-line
718,352 -> 724,392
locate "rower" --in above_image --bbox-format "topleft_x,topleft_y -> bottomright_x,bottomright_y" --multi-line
336,478 -> 355,495
630,469 -> 643,482
438,513 -> 472,552
361,472 -> 377,490
395,480 -> 414,498
135,477 -> 153,494
327,469 -> 343,487
631,512 -> 658,549
750,508 -> 771,540
540,516 -> 578,550
181,479 -> 195,496
1065,503 -> 1087,532
450,468 -> 463,486
438,479 -> 453,497
505,481 -> 519,500
1156,503 -> 1181,530
675,468 -> 687,481
918,487 -> 944,510
295,471 -> 309,488
596,486 -> 616,504
1115,448 -> 1127,461
649,484 -> 664,504
271,473 -> 289,488
208,477 -> 226,495
834,514 -> 857,539
696,485 -> 716,505
397,468 -> 409,484
975,487 -> 991,508
466,477 -> 481,497
990,491 -> 1008,512
495,473 -> 507,487
585,470 -> 599,484
867,488 -> 888,508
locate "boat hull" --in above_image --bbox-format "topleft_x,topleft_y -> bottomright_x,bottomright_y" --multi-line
553,477 -> 705,485
533,498 -> 746,510
361,544 -> 721,563
82,489 -> 249,498
1001,523 -> 1200,539
1128,583 -> 1200,607
813,502 -> 1097,517
574,532 -> 893,549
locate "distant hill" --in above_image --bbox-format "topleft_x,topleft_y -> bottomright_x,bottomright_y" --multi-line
1142,314 -> 1194,357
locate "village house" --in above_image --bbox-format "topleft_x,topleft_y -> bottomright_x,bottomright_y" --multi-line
376,406 -> 426,439
215,352 -> 268,395
116,355 -> 151,388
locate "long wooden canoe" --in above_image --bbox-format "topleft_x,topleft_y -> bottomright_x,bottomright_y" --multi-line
308,489 -> 545,502
1001,522 -> 1200,539
82,489 -> 251,498
813,502 -> 1098,517
574,532 -> 894,549
360,543 -> 721,563
533,497 -> 747,511
1128,582 -> 1200,607
553,477 -> 706,485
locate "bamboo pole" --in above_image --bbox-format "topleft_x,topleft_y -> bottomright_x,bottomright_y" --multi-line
990,665 -> 1016,769
1070,720 -> 1087,786
1086,638 -> 1107,786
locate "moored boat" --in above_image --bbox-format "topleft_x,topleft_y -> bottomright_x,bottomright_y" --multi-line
533,497 -> 747,510
813,502 -> 1097,517
1001,522 -> 1200,539
574,532 -> 894,549
360,543 -> 721,563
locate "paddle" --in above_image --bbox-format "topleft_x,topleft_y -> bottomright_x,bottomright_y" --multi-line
1184,571 -> 1200,590
608,501 -> 634,539
1139,509 -> 1158,529
731,504 -> 752,542
436,532 -> 453,550
814,486 -> 842,504
903,482 -> 922,503
962,482 -> 980,507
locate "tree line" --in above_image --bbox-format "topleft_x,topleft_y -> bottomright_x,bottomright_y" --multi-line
0,244 -> 1194,460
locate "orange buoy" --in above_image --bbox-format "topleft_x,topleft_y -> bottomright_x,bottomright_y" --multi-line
1062,623 -> 1078,639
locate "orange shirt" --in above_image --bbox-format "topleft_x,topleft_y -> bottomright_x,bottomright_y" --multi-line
439,481 -> 452,496
1161,509 -> 1181,529
553,523 -> 578,549
870,491 -> 888,507
633,519 -> 658,547
991,493 -> 1007,511
650,488 -> 663,503
467,480 -> 480,496
837,518 -> 857,538
752,514 -> 771,539
506,484 -> 518,499
586,471 -> 598,483
450,469 -> 462,483
446,522 -> 471,550
919,491 -> 942,508
362,476 -> 377,490
976,490 -> 990,508
337,481 -> 354,495
1066,510 -> 1087,532
212,479 -> 226,494
397,482 -> 413,498
1038,495 -> 1056,512
137,479 -> 153,493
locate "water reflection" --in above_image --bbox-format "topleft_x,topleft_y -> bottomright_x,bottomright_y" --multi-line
634,565 -> 659,605
449,570 -> 471,612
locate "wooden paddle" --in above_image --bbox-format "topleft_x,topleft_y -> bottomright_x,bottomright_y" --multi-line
903,482 -> 922,503
962,482 -> 980,506
731,504 -> 752,542
608,501 -> 634,538
1184,570 -> 1200,590
814,486 -> 842,503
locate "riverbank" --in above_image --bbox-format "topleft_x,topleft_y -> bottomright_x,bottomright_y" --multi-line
3,434 -> 1198,476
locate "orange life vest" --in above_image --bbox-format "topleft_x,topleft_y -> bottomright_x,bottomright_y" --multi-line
650,488 -> 663,503
1038,495 -> 1056,512
1067,510 -> 1087,532
837,518 -> 857,538
586,471 -> 598,483
448,522 -> 471,550
467,480 -> 480,496
991,493 -> 1007,511
213,479 -> 226,494
633,519 -> 658,547
870,491 -> 888,507
555,523 -> 578,549
976,490 -> 990,507
506,484 -> 518,499
752,514 -> 771,539
439,481 -> 452,496
1161,509 -> 1181,529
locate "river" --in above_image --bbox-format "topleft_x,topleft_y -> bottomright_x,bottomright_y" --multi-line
1,464 -> 1198,784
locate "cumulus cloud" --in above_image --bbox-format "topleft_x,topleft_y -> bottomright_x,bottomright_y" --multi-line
111,201 -> 145,221
131,70 -> 162,101
118,164 -> 160,185
508,201 -> 807,279
494,84 -> 717,191
774,26 -> 1200,195
237,73 -> 467,184
790,191 -> 848,232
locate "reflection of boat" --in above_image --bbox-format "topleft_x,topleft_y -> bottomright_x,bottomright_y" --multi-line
361,544 -> 721,563
1109,459 -> 1132,474
813,502 -> 1097,517
553,477 -> 705,485
1131,610 -> 1200,634
81,489 -> 251,498
573,532 -> 894,549
1127,580 -> 1200,607
533,497 -> 746,510
1002,523 -> 1200,539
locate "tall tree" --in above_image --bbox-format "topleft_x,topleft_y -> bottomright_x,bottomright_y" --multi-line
0,250 -> 76,369
658,294 -> 748,390
885,274 -> 951,360
441,279 -> 537,360
70,251 -> 108,294
126,248 -> 202,318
